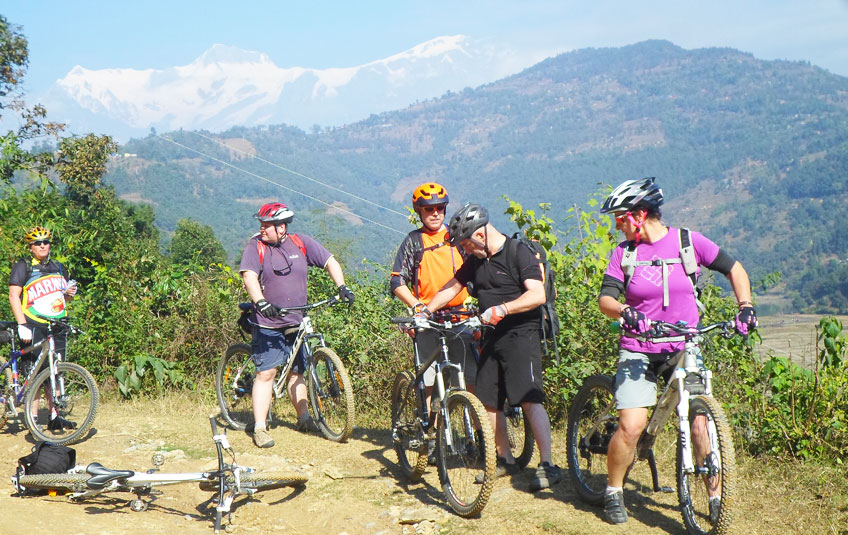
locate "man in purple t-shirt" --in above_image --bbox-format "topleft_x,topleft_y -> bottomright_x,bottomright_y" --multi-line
596,178 -> 757,525
239,202 -> 355,448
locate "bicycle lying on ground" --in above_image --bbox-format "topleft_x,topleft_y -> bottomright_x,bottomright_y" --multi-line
390,314 -> 496,517
12,416 -> 307,533
566,320 -> 738,535
216,295 -> 355,442
0,317 -> 99,445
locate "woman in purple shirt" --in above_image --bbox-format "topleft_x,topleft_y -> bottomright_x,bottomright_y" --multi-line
596,177 -> 757,525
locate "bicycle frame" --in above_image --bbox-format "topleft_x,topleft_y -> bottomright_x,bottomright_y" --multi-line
2,320 -> 70,416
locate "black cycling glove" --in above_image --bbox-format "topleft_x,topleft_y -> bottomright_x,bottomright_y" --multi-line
255,299 -> 281,318
338,284 -> 355,305
621,306 -> 651,335
735,306 -> 758,336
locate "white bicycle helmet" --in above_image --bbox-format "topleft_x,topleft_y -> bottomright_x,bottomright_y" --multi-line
600,177 -> 663,214
255,202 -> 294,224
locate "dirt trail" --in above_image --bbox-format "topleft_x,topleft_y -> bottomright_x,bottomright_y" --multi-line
0,395 -> 828,534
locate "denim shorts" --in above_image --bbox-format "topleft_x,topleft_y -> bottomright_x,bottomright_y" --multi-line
613,346 -> 703,409
251,327 -> 308,373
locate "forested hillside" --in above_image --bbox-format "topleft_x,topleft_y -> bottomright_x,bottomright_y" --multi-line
106,40 -> 848,313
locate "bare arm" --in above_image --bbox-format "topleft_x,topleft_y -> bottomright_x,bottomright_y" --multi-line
599,295 -> 626,319
9,285 -> 26,325
393,285 -> 421,309
726,261 -> 753,307
241,271 -> 265,303
324,256 -> 346,288
427,278 -> 464,313
501,278 -> 545,314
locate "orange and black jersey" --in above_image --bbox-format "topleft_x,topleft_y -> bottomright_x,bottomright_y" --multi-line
390,226 -> 469,307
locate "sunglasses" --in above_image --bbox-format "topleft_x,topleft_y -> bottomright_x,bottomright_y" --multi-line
421,205 -> 446,213
614,213 -> 630,224
32,240 -> 51,246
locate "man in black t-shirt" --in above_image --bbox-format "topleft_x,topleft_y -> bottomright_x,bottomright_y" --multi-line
427,203 -> 562,492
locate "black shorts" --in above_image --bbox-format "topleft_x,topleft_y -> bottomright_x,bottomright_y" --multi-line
413,327 -> 478,387
476,328 -> 544,410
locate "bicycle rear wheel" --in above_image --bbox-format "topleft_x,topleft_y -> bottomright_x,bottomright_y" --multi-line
504,402 -> 534,468
18,472 -> 88,492
216,344 -> 256,431
307,347 -> 354,442
566,374 -> 617,506
24,362 -> 99,445
677,395 -> 736,535
391,371 -> 428,482
199,470 -> 308,492
438,390 -> 496,517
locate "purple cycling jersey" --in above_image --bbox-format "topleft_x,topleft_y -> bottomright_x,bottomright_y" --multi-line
239,233 -> 332,328
605,227 -> 720,353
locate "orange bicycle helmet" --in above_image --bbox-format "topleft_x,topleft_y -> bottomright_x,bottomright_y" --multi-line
24,226 -> 51,244
412,182 -> 449,207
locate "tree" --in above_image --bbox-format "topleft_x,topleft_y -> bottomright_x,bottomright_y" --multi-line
0,15 -> 63,182
168,218 -> 228,266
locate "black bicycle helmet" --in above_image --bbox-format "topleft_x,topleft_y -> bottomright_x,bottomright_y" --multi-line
600,177 -> 663,214
446,203 -> 489,246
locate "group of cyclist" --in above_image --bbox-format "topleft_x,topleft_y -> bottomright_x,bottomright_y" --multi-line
8,175 -> 758,525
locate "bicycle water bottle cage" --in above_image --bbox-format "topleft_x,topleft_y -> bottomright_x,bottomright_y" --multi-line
85,462 -> 136,489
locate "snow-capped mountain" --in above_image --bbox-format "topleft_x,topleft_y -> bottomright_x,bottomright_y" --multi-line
43,36 -> 522,140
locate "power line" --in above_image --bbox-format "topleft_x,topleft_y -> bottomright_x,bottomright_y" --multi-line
156,134 -> 408,236
187,130 -> 409,218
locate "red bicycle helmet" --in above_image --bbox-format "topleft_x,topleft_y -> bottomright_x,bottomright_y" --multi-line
412,182 -> 449,207
255,202 -> 294,224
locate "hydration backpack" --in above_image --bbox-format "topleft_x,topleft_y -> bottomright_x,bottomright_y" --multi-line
256,233 -> 307,279
504,234 -> 561,361
620,227 -> 704,312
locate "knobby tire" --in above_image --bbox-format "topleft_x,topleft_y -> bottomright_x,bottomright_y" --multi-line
308,347 -> 355,442
216,344 -> 255,431
23,362 -> 99,445
504,402 -> 535,468
18,472 -> 88,491
390,371 -> 428,481
566,374 -> 616,506
437,390 -> 496,517
677,395 -> 736,535
199,470 -> 308,492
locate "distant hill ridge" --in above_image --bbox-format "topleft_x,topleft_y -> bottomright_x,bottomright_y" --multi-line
107,40 -> 848,313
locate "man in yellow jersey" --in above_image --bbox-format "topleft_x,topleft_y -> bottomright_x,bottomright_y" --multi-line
390,183 -> 477,462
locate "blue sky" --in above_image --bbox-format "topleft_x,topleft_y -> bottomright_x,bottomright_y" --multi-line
4,0 -> 848,99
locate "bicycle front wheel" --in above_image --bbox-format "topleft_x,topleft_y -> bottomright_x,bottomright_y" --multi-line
307,347 -> 354,442
24,362 -> 99,445
1,364 -> 13,429
677,395 -> 736,535
504,402 -> 534,468
18,472 -> 88,492
566,374 -> 616,506
438,390 -> 496,517
199,470 -> 308,492
391,371 -> 428,482
216,344 -> 256,431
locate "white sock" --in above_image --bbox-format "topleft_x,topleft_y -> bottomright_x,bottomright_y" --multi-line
254,422 -> 266,432
605,486 -> 623,495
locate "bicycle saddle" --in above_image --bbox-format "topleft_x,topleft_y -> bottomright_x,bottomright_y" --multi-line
85,462 -> 136,489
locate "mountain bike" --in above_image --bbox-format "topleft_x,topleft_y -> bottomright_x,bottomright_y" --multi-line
0,318 -> 99,445
390,314 -> 496,517
12,416 -> 307,533
216,295 -> 355,442
566,320 -> 737,535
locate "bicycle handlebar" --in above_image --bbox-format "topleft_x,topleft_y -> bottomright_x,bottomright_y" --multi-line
640,320 -> 736,340
391,315 -> 483,331
239,295 -> 342,315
